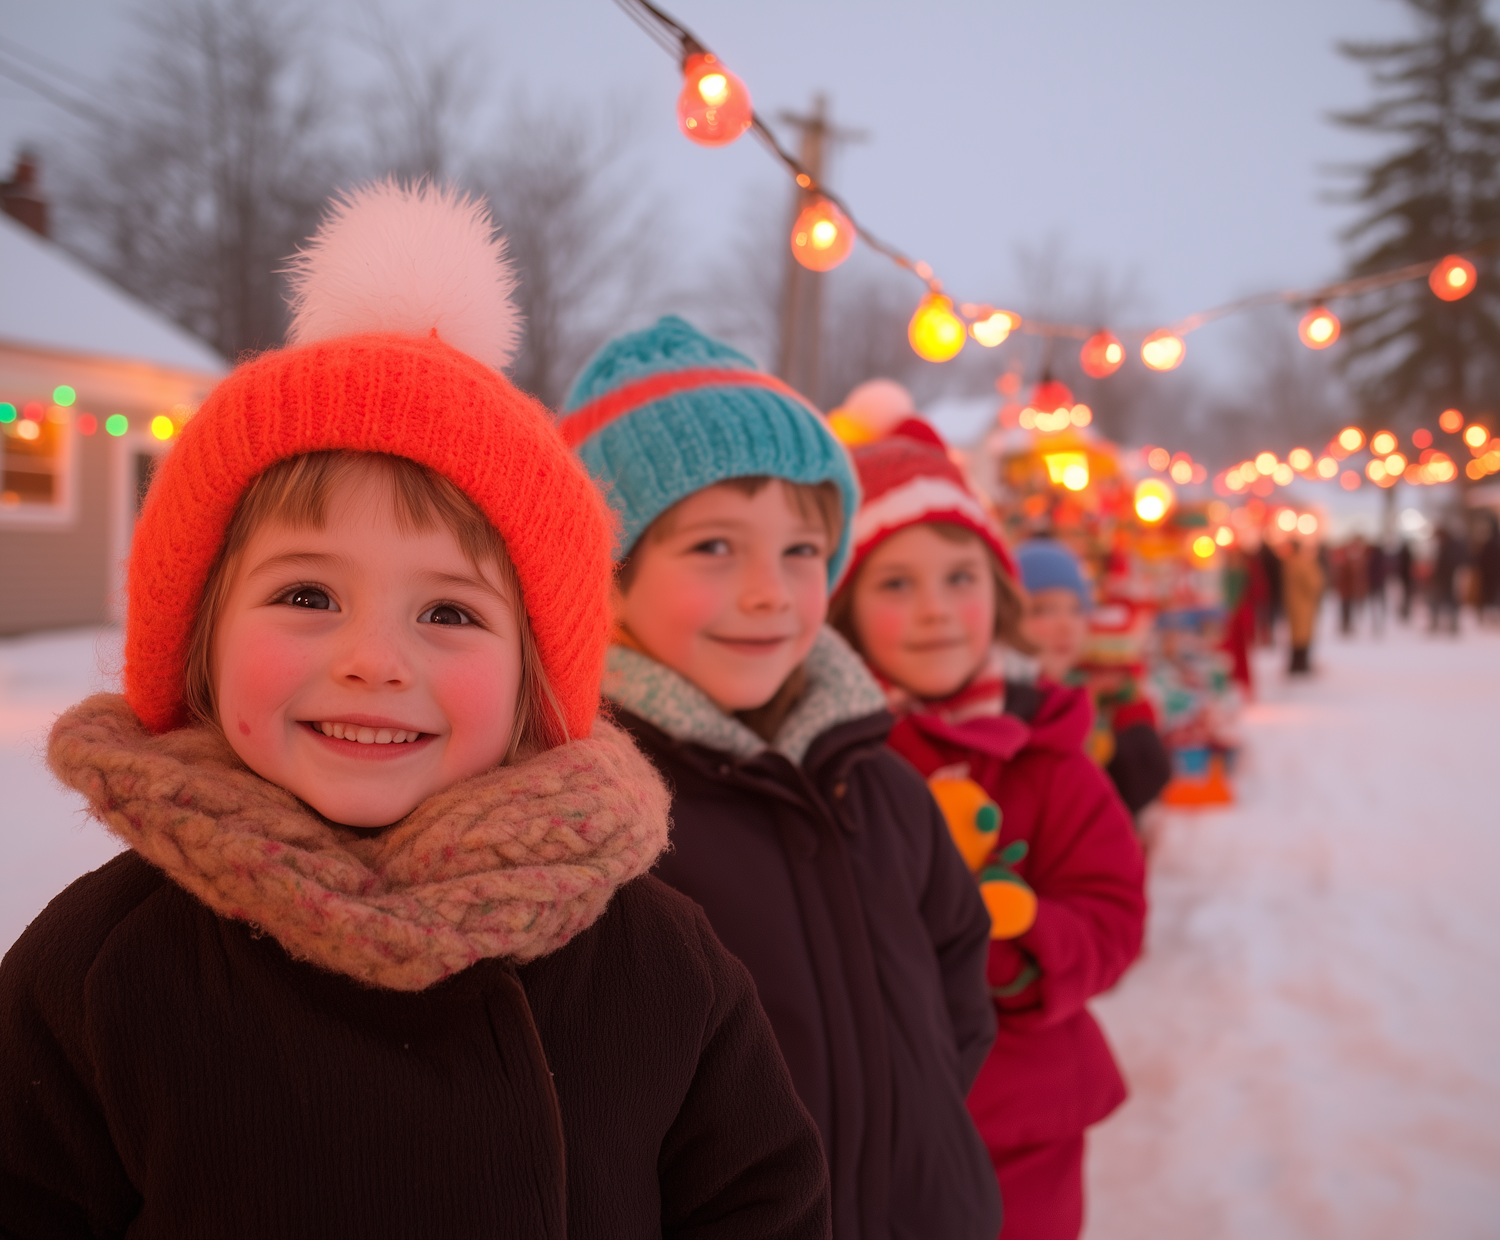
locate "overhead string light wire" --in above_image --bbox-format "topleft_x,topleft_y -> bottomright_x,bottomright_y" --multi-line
613,0 -> 1494,359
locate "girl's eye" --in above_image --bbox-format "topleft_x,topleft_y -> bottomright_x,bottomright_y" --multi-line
689,538 -> 732,557
419,603 -> 474,626
876,576 -> 911,593
786,542 -> 825,559
947,569 -> 978,587
282,586 -> 337,611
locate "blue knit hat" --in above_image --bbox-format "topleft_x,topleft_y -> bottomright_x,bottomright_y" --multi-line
558,316 -> 859,584
1015,538 -> 1091,606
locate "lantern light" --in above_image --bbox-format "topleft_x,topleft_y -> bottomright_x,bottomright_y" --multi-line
1370,431 -> 1397,456
1298,306 -> 1341,349
1030,378 -> 1074,413
1080,330 -> 1126,378
1147,447 -> 1170,471
790,198 -> 855,272
1070,403 -> 1093,427
677,54 -> 754,147
1316,456 -> 1338,478
1463,423 -> 1489,449
1134,477 -> 1174,523
1169,459 -> 1193,485
1439,409 -> 1464,433
1413,428 -> 1433,448
1141,329 -> 1186,371
1338,426 -> 1365,452
970,308 -> 1020,347
1192,535 -> 1215,559
1288,447 -> 1313,471
1044,452 -> 1090,490
1430,255 -> 1476,301
907,294 -> 966,363
15,419 -> 40,441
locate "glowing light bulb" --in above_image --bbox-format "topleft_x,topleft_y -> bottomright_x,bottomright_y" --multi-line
1385,452 -> 1408,474
1464,423 -> 1489,449
77,413 -> 97,435
151,415 -> 175,440
1070,403 -> 1093,427
1215,525 -> 1234,546
1296,513 -> 1318,536
677,54 -> 753,148
1256,451 -> 1277,475
1338,426 -> 1364,452
1062,461 -> 1090,491
1141,329 -> 1186,371
1272,463 -> 1293,485
1170,459 -> 1193,484
1439,409 -> 1464,433
1413,428 -> 1433,448
15,419 -> 40,441
1134,477 -> 1174,524
105,414 -> 129,436
1298,306 -> 1340,349
0,403 -> 13,423
790,198 -> 855,272
1275,509 -> 1297,532
1192,535 -> 1215,558
1366,458 -> 1387,482
1080,330 -> 1126,378
970,309 -> 1020,347
908,294 -> 966,362
1288,447 -> 1313,471
52,385 -> 76,406
1340,470 -> 1360,490
1370,431 -> 1397,456
1316,456 -> 1338,478
1430,255 -> 1476,301
1147,447 -> 1170,471
1226,470 -> 1246,492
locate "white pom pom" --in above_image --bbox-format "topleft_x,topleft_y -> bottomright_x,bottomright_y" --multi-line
840,378 -> 917,436
285,178 -> 520,372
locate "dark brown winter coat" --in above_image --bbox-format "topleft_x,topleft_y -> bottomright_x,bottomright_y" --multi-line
605,632 -> 1001,1240
0,855 -> 831,1239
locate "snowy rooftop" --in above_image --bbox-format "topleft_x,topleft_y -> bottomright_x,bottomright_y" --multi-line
0,212 -> 226,375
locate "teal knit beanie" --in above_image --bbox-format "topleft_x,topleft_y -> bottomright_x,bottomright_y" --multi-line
559,316 -> 859,584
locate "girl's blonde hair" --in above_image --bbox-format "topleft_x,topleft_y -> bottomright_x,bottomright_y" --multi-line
183,451 -> 567,761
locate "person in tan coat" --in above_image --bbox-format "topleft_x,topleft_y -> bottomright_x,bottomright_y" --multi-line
1283,539 -> 1325,674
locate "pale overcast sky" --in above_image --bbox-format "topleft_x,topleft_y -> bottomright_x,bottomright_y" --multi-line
1,0 -> 1420,383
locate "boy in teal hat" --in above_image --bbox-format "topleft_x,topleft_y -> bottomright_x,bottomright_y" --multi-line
561,317 -> 1001,1240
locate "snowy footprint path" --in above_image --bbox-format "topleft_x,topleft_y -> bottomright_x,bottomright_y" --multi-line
1085,617 -> 1500,1240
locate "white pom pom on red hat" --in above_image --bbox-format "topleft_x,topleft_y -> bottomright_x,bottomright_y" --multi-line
284,178 -> 520,372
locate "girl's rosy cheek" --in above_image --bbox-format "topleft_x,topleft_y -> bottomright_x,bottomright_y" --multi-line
856,594 -> 911,667
220,620 -> 317,728
426,648 -> 520,764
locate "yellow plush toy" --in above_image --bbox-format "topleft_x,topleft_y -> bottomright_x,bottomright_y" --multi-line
927,776 -> 1037,940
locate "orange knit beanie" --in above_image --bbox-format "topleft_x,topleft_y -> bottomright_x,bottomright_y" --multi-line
124,182 -> 615,741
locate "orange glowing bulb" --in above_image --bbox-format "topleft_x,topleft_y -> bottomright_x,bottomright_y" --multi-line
1288,447 -> 1313,471
1134,477 -> 1175,524
1439,408 -> 1464,433
1464,423 -> 1489,449
790,198 -> 855,272
677,54 -> 753,148
1141,329 -> 1186,371
1080,330 -> 1126,378
1298,306 -> 1340,348
1338,426 -> 1365,452
1316,456 -> 1338,478
908,294 -> 966,363
1430,255 -> 1476,301
970,308 -> 1020,347
1370,431 -> 1397,456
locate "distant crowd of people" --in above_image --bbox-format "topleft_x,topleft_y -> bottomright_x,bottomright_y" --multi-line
1246,510 -> 1500,674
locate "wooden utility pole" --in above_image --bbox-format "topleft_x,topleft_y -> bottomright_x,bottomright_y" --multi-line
775,96 -> 864,401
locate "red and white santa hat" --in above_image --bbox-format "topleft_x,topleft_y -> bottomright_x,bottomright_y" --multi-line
841,417 -> 1018,587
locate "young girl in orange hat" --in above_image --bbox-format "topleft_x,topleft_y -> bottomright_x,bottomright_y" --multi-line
0,183 -> 829,1238
831,418 -> 1146,1240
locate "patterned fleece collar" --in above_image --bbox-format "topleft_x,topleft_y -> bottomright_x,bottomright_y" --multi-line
603,626 -> 888,766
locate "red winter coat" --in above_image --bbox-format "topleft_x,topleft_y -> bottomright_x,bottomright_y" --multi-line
886,680 -> 1146,1150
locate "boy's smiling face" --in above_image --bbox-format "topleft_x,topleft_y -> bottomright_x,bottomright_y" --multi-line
615,480 -> 831,712
212,475 -> 524,829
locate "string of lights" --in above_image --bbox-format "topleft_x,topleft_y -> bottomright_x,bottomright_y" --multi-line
614,0 -> 1490,374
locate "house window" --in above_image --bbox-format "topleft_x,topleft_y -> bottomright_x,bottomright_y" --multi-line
0,402 -> 74,526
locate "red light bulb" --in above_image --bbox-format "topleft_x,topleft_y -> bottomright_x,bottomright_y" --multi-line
1079,330 -> 1125,378
677,54 -> 753,148
790,198 -> 855,272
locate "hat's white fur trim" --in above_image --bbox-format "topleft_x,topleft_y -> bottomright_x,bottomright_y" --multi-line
285,178 -> 520,372
854,475 -> 994,553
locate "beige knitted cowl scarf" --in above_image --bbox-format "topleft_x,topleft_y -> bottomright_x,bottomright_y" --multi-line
47,694 -> 671,992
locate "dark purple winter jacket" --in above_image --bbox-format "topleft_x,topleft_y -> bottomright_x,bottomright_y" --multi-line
610,651 -> 1001,1240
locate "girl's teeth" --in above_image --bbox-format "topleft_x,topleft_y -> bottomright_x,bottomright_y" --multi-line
313,723 -> 421,743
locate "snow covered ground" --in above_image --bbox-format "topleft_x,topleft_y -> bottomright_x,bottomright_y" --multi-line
1086,613 -> 1500,1240
3,614 -> 1499,1236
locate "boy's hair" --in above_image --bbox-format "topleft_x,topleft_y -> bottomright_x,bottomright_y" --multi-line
183,451 -> 567,761
614,476 -> 844,594
828,521 -> 1033,655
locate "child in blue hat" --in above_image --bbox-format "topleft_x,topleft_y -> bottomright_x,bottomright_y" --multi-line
561,317 -> 1001,1240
